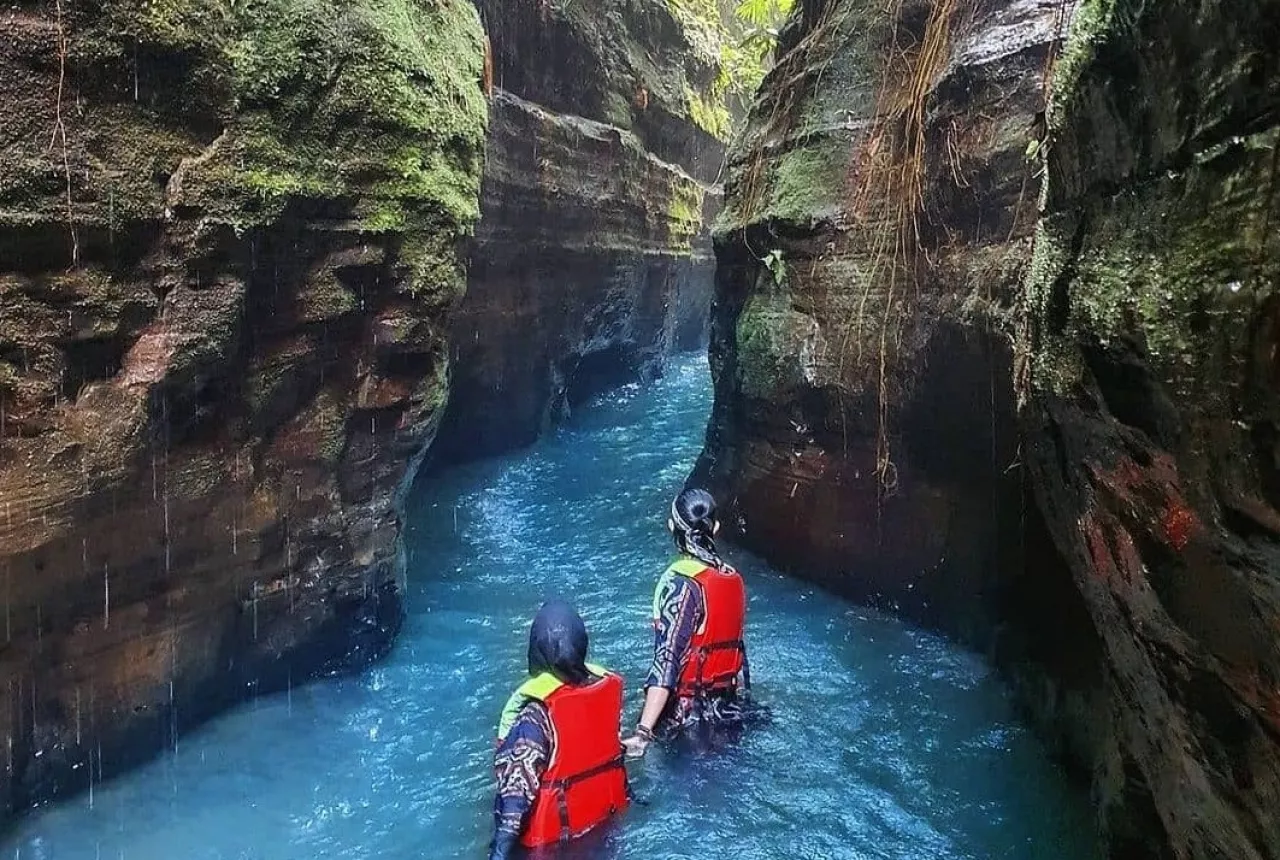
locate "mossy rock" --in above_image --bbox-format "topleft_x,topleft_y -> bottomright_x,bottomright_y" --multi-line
5,0 -> 488,299
735,288 -> 823,400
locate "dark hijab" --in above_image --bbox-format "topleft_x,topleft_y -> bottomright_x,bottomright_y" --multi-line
527,599 -> 591,685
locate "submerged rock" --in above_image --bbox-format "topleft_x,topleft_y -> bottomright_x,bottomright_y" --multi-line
0,0 -> 487,816
699,0 -> 1280,855
433,0 -> 723,463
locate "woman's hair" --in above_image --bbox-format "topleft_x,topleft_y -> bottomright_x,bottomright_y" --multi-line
670,487 -> 726,570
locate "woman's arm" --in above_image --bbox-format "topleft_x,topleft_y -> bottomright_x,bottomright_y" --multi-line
490,701 -> 551,859
623,575 -> 703,756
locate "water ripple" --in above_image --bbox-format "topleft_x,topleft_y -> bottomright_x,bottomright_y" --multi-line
1,356 -> 1097,860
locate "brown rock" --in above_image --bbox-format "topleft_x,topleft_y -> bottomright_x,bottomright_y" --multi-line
699,0 -> 1280,855
435,0 -> 725,463
0,0 -> 487,816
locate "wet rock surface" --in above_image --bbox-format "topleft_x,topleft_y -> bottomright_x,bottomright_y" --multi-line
433,0 -> 722,463
698,0 -> 1280,856
1019,0 -> 1280,855
0,0 -> 487,818
697,0 -> 1067,637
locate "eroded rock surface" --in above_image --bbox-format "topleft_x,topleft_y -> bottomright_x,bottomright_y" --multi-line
0,0 -> 486,816
699,0 -> 1280,855
697,0 -> 1068,636
433,0 -> 722,462
1019,0 -> 1280,854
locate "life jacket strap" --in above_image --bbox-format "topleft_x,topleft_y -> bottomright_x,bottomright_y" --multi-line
697,639 -> 745,655
547,753 -> 626,790
556,787 -> 571,844
689,639 -> 748,695
547,753 -> 626,844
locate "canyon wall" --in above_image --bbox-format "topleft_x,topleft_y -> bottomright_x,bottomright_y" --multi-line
698,0 -> 1280,856
1019,0 -> 1280,854
0,0 -> 487,816
697,0 -> 1066,641
0,0 -> 728,821
433,0 -> 722,462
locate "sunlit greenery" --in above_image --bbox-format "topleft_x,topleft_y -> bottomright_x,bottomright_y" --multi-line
667,0 -> 795,136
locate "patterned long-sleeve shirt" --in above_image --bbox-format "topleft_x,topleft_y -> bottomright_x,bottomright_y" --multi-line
645,563 -> 747,731
646,569 -> 705,695
490,700 -> 552,860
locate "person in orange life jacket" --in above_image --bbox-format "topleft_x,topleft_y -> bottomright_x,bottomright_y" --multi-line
622,488 -> 748,758
490,599 -> 629,859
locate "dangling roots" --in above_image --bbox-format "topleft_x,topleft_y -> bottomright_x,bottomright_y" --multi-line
840,0 -> 972,495
48,0 -> 79,268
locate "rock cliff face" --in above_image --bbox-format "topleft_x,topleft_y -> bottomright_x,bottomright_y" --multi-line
1019,0 -> 1280,855
697,0 -> 1069,637
0,0 -> 487,816
699,0 -> 1280,856
433,0 -> 722,462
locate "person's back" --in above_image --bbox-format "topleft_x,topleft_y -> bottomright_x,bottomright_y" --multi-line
624,489 -> 749,757
490,600 -> 628,858
666,558 -> 746,700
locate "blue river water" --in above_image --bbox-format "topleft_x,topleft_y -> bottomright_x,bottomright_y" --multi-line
3,355 -> 1097,859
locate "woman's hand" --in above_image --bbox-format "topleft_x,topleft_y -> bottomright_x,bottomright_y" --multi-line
621,723 -> 655,759
621,734 -> 651,759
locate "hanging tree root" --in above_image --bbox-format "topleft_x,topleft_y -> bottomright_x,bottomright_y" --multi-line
48,0 -> 79,268
835,0 -> 971,496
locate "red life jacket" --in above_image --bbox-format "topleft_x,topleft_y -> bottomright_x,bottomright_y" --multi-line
656,558 -> 747,698
498,668 -> 629,847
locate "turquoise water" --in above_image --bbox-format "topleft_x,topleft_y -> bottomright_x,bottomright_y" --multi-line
2,356 -> 1096,859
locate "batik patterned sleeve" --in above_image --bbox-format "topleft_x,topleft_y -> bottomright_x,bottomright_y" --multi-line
489,700 -> 552,860
646,572 -> 705,690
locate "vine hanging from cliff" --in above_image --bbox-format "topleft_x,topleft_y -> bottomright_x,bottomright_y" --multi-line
49,0 -> 79,267
842,0 -> 974,495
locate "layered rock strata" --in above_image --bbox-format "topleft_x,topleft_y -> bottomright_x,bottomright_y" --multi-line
1019,0 -> 1280,854
698,0 -> 1280,855
698,0 -> 1068,636
433,0 -> 723,462
0,0 -> 487,817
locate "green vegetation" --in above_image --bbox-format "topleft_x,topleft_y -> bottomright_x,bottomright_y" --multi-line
762,248 -> 785,285
1046,0 -> 1119,133
729,0 -> 798,96
685,82 -> 733,140
734,287 -> 819,400
13,0 -> 488,298
667,179 -> 707,249
666,0 -> 797,136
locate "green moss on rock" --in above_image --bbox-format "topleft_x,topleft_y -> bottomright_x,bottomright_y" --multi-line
734,287 -> 821,400
8,0 -> 488,295
666,178 -> 707,249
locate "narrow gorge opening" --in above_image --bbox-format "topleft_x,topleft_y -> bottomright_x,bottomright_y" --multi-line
5,0 -> 1278,857
3,356 -> 1096,859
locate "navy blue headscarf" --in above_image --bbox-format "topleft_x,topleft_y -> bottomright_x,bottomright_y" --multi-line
527,599 -> 590,685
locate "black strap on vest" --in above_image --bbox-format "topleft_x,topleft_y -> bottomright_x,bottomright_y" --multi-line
547,754 -> 626,791
556,788 -> 571,844
689,639 -> 747,696
548,753 -> 626,843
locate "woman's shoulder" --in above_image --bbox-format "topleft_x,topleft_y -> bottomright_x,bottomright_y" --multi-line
507,698 -> 552,740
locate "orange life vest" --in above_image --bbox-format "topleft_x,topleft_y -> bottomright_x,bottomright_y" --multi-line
655,558 -> 747,697
496,667 -> 629,847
